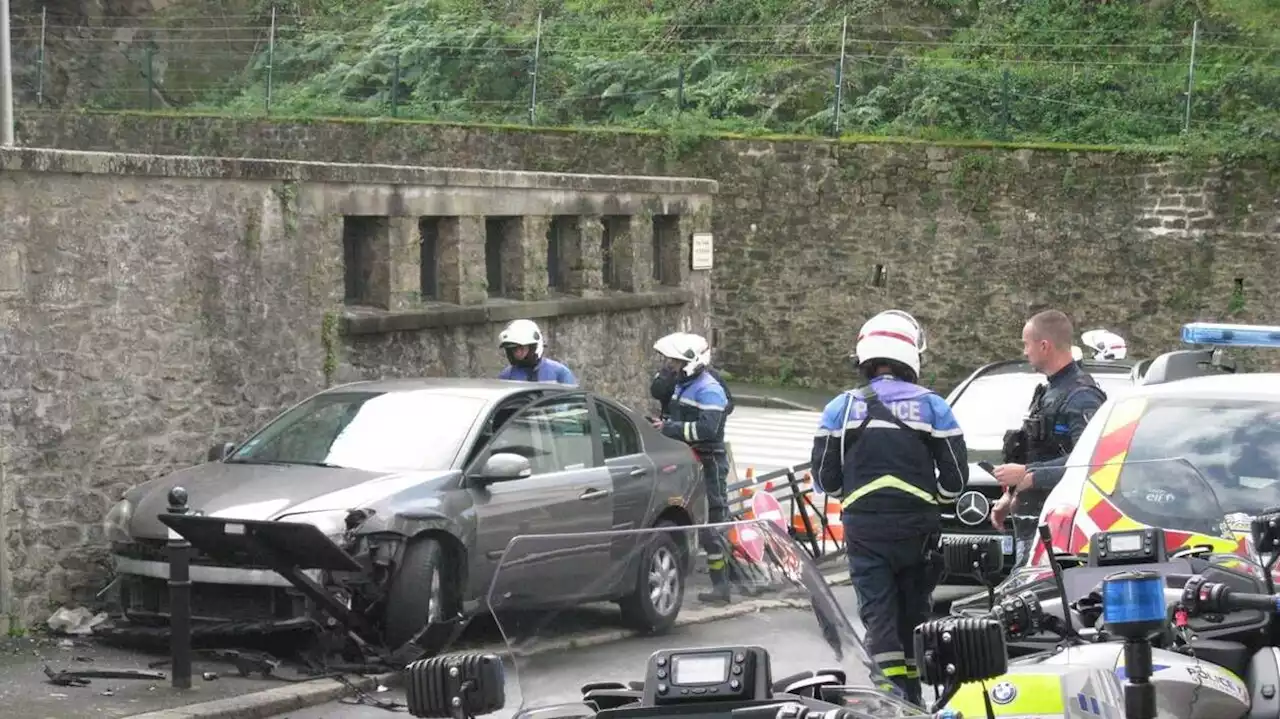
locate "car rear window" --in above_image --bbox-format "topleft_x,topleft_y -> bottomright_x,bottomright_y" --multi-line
1119,397 -> 1280,515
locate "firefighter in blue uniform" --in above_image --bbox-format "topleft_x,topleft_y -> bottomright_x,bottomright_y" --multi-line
497,319 -> 578,385
650,332 -> 736,604
811,310 -> 969,704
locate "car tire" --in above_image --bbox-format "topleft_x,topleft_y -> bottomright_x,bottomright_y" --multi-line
383,536 -> 452,654
618,520 -> 684,633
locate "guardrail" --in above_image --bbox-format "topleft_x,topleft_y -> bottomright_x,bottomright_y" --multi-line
724,461 -> 846,563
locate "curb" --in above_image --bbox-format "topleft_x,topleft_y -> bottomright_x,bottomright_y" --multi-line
126,572 -> 853,718
732,393 -> 823,412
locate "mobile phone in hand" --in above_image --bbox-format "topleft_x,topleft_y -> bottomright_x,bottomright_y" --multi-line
977,461 -> 996,474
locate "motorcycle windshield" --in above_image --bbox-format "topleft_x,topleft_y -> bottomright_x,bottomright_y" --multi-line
485,520 -> 927,719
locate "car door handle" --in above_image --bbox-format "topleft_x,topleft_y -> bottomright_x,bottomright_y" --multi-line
628,466 -> 648,477
580,488 -> 611,501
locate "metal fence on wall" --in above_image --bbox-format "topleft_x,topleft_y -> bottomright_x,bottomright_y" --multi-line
7,8 -> 1280,144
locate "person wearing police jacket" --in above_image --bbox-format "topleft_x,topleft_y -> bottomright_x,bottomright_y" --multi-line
811,310 -> 968,704
649,332 -> 737,604
649,333 -> 736,419
990,310 -> 1108,564
497,319 -> 578,385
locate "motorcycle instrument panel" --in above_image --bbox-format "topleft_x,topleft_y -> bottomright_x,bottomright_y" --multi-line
643,646 -> 769,705
1088,528 -> 1166,566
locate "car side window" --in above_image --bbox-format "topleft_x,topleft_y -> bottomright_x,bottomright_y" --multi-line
488,396 -> 595,474
596,400 -> 641,459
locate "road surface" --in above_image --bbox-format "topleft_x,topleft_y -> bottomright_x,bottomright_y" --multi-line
725,405 -> 821,478
262,586 -> 924,719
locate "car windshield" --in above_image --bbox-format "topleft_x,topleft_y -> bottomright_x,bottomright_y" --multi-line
949,369 -> 1133,450
483,521 -> 927,719
228,390 -> 486,472
1118,396 -> 1280,516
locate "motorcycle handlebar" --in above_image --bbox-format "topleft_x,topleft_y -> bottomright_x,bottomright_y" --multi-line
1182,576 -> 1280,616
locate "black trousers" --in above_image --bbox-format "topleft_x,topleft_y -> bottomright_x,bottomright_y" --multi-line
697,450 -> 731,582
845,526 -> 941,706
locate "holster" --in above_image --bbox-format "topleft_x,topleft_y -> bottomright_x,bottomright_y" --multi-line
1002,428 -> 1029,465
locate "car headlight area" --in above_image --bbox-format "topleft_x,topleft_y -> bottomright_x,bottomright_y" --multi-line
275,509 -> 352,542
103,499 -> 133,544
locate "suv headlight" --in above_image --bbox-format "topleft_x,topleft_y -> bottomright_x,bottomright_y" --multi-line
276,510 -> 350,541
104,499 -> 134,544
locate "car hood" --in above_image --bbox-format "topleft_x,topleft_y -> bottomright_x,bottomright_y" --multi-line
125,461 -> 455,540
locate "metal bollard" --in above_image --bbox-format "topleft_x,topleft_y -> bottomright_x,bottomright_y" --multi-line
166,486 -> 192,690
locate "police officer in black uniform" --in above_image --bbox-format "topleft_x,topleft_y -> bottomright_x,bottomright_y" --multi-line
812,310 -> 969,704
991,309 -> 1108,565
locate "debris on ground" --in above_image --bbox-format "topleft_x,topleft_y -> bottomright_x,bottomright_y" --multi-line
46,607 -> 108,636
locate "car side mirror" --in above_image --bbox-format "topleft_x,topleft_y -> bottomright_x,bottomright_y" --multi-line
207,442 -> 236,462
473,453 -> 533,484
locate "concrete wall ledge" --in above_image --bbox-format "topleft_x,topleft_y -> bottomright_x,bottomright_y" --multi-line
342,289 -> 693,335
0,147 -> 718,195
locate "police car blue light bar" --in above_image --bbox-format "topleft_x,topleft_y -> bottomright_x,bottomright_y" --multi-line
1181,322 -> 1280,348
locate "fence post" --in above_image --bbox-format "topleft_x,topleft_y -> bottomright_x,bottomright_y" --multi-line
144,47 -> 155,111
676,62 -> 684,115
833,16 -> 848,138
999,68 -> 1010,140
391,54 -> 400,117
36,6 -> 46,107
265,5 -> 276,116
528,11 -> 542,125
1183,19 -> 1199,133
0,0 -> 14,147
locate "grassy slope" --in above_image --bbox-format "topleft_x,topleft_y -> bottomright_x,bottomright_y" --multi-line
135,0 -> 1280,145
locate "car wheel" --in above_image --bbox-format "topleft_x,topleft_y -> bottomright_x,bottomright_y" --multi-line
383,536 -> 451,654
619,521 -> 684,633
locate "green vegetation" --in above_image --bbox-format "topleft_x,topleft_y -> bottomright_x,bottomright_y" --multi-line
85,0 -> 1280,146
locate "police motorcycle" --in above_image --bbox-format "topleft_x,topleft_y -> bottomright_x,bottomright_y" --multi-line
397,520 -> 1014,719
935,458 -> 1280,718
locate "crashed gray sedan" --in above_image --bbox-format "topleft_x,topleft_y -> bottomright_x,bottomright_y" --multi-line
102,378 -> 708,653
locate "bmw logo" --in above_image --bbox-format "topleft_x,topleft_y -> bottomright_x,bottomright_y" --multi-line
990,681 -> 1018,705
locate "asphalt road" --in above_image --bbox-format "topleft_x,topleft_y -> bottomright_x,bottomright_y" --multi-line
265,584 -> 962,719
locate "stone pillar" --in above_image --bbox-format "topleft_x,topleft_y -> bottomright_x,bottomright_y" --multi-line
503,215 -> 550,301
388,217 -> 420,310
438,216 -> 487,305
564,215 -> 605,297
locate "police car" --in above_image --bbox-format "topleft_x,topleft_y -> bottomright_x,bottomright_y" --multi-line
938,350 -> 1139,579
1026,322 -> 1280,568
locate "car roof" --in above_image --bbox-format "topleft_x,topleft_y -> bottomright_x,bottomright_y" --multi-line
320,377 -> 573,402
1127,371 -> 1280,401
964,358 -> 1137,379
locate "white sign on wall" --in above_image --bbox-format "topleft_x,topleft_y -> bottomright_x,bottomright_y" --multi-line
690,232 -> 714,270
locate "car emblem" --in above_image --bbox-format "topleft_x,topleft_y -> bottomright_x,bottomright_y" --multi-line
990,681 -> 1017,705
956,490 -> 991,527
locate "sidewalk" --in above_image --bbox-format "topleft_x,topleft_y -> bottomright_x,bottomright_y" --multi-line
727,380 -> 835,412
0,634 -> 297,719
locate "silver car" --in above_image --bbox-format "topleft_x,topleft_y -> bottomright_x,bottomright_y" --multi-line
102,378 -> 707,653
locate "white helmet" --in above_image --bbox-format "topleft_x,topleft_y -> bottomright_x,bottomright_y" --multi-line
1071,346 -> 1084,361
1081,329 -> 1127,360
653,332 -> 711,377
853,310 -> 924,380
499,319 -> 544,366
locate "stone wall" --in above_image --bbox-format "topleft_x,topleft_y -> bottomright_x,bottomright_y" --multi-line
0,146 -> 715,624
18,112 -> 1280,392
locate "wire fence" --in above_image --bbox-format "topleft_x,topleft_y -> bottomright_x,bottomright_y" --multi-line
8,8 -> 1280,145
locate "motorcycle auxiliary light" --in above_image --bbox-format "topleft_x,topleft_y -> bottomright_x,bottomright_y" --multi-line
1102,570 -> 1164,719
1102,570 -> 1166,639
